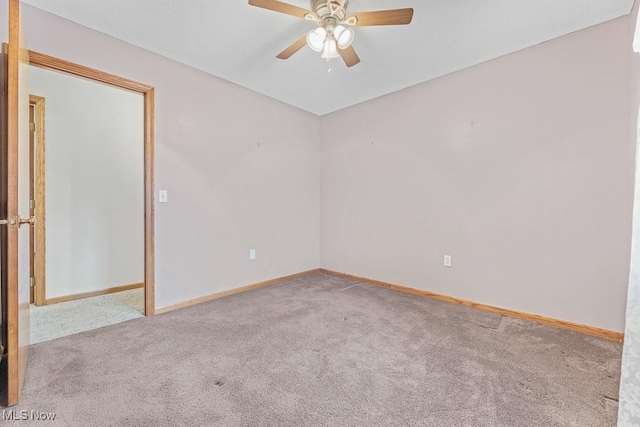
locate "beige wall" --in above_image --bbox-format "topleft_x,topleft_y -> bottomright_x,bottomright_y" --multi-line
320,16 -> 633,332
619,1 -> 640,423
4,3 -> 321,310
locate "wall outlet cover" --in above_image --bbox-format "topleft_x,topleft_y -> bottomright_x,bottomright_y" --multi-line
444,255 -> 452,268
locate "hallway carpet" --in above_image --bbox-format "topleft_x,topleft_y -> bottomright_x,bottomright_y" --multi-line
7,272 -> 621,426
30,288 -> 144,344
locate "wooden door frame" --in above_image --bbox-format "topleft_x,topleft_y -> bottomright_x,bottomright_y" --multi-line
28,95 -> 45,307
26,50 -> 156,317
27,102 -> 33,305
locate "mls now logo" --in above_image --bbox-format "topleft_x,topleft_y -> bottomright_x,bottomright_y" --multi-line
2,409 -> 56,421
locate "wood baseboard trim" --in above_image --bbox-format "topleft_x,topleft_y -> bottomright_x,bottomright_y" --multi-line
45,282 -> 144,305
156,269 -> 321,315
320,269 -> 624,342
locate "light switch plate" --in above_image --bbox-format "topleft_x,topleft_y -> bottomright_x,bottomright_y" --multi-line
159,190 -> 168,203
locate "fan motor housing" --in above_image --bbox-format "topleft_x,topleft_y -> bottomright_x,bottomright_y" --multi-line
311,0 -> 348,22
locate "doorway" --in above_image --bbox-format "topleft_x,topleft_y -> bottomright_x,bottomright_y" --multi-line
23,52 -> 156,343
26,50 -> 155,317
21,52 -> 154,343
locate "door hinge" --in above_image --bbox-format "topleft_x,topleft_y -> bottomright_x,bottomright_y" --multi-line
30,277 -> 35,287
29,121 -> 35,133
30,199 -> 34,210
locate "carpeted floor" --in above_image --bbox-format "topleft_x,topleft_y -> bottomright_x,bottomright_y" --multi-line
6,272 -> 621,426
30,288 -> 144,344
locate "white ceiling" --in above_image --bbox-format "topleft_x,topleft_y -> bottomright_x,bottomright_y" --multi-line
22,0 -> 634,116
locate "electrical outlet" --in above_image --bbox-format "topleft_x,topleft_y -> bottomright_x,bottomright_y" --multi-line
444,255 -> 452,268
249,249 -> 256,260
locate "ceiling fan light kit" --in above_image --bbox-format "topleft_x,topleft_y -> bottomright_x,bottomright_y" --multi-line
334,25 -> 355,49
307,27 -> 327,52
320,37 -> 340,59
248,0 -> 414,68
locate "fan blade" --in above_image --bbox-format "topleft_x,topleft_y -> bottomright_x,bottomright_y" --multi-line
347,8 -> 414,26
248,0 -> 312,19
338,45 -> 361,68
277,35 -> 308,59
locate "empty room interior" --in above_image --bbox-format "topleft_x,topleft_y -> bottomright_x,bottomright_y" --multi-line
1,0 -> 640,425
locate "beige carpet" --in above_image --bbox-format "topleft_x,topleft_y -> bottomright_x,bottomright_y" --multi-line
30,288 -> 144,344
4,272 -> 621,426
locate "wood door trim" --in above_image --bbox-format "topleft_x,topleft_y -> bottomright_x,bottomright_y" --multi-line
29,95 -> 45,307
27,51 -> 156,316
28,50 -> 152,94
28,104 -> 34,305
144,88 -> 155,316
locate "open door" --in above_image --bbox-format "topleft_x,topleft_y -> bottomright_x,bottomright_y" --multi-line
2,0 -> 31,406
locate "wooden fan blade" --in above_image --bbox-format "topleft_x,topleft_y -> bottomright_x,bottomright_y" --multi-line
338,45 -> 361,68
277,35 -> 308,59
248,0 -> 311,19
347,8 -> 414,26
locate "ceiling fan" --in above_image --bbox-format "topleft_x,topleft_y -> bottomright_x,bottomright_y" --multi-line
248,0 -> 414,68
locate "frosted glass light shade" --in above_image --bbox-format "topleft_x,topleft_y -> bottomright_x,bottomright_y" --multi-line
333,25 -> 354,49
321,39 -> 339,59
306,28 -> 327,52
